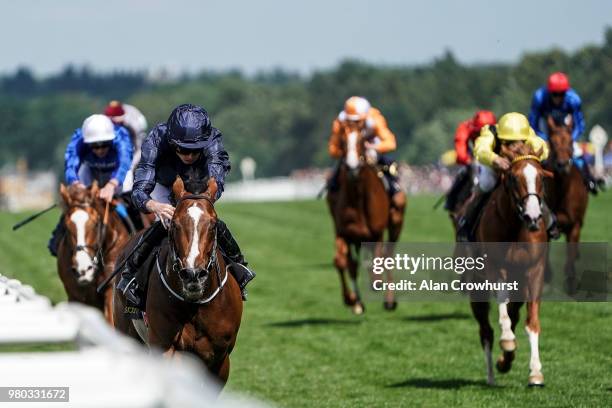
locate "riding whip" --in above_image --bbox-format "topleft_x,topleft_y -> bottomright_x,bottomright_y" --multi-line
12,204 -> 57,231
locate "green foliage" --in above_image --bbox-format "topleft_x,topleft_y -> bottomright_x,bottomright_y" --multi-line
1,30 -> 611,177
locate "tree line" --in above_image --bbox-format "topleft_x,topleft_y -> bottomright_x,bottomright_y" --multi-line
1,28 -> 610,180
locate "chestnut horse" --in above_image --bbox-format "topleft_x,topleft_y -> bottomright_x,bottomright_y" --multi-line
113,177 -> 242,386
58,182 -> 130,325
469,143 -> 553,387
327,122 -> 405,314
544,114 -> 589,292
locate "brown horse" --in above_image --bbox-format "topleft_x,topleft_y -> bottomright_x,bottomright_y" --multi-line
327,122 -> 406,314
58,182 -> 130,325
469,143 -> 553,387
544,114 -> 589,292
113,177 -> 243,386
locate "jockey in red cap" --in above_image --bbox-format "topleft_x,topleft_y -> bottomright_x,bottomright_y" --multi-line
444,110 -> 496,212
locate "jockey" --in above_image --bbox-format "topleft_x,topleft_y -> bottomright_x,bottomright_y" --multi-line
445,110 -> 497,212
104,100 -> 149,227
528,72 -> 601,193
456,112 -> 558,241
47,114 -> 133,256
116,104 -> 255,305
328,96 -> 406,208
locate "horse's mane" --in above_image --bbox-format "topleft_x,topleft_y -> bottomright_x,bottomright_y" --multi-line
550,110 -> 568,127
67,184 -> 92,205
183,167 -> 210,195
500,141 -> 541,161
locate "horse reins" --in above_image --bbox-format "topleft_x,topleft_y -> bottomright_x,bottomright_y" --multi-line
157,194 -> 228,304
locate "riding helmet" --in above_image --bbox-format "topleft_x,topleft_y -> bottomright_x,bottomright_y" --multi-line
167,104 -> 212,149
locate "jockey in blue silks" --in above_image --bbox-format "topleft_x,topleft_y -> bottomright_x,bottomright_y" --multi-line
47,114 -> 133,256
528,71 -> 602,194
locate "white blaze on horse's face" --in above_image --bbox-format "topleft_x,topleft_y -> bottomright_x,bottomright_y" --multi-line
70,209 -> 95,282
186,204 -> 204,269
346,131 -> 360,170
522,163 -> 541,221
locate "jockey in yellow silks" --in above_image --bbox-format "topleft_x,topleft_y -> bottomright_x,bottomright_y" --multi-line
457,112 -> 557,241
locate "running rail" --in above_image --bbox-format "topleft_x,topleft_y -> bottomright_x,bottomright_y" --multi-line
0,274 -> 266,408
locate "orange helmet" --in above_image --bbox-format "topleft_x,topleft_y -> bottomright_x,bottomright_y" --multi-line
471,110 -> 497,132
343,96 -> 371,121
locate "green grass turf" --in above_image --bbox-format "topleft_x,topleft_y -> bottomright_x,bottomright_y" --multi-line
1,192 -> 610,407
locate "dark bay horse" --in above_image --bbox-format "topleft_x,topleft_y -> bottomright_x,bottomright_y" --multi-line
58,182 -> 130,325
113,177 -> 243,386
544,114 -> 589,291
469,143 -> 553,387
327,123 -> 406,314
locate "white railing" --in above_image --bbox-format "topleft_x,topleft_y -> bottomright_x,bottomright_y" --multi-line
0,274 -> 265,408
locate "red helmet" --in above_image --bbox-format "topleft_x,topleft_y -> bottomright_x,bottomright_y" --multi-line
104,100 -> 125,118
547,72 -> 570,93
471,110 -> 497,132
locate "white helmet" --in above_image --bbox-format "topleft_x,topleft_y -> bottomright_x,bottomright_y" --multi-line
82,114 -> 115,144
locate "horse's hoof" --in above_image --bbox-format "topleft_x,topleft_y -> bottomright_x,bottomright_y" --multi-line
383,301 -> 397,311
495,354 -> 514,373
344,294 -> 357,306
352,303 -> 365,315
499,339 -> 516,352
528,374 -> 545,387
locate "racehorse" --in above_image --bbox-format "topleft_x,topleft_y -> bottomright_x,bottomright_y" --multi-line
544,114 -> 589,292
113,176 -> 243,386
58,182 -> 130,325
327,122 -> 405,314
469,142 -> 553,387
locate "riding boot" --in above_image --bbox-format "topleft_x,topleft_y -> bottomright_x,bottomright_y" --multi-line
327,161 -> 341,193
577,160 -> 599,195
47,216 -> 66,257
542,202 -> 560,240
456,191 -> 489,242
116,221 -> 166,307
217,219 -> 255,301
445,166 -> 469,211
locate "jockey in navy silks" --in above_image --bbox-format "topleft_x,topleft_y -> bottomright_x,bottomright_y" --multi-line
116,104 -> 255,306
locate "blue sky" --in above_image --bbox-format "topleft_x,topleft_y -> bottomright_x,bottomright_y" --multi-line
3,0 -> 611,76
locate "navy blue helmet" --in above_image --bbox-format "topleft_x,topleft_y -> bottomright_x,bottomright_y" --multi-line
167,104 -> 212,149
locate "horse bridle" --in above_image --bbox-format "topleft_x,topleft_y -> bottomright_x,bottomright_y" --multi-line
67,202 -> 108,273
158,194 -> 228,304
505,155 -> 544,219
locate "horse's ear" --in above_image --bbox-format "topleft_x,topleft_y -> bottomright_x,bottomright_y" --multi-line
172,176 -> 186,199
542,169 -> 555,179
546,115 -> 556,132
90,180 -> 99,199
205,178 -> 218,201
59,183 -> 71,207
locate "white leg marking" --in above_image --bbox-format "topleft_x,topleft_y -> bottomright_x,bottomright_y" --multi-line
346,131 -> 359,169
484,340 -> 495,385
186,205 -> 204,269
70,209 -> 94,278
526,326 -> 542,376
498,302 -> 515,341
522,164 -> 541,220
